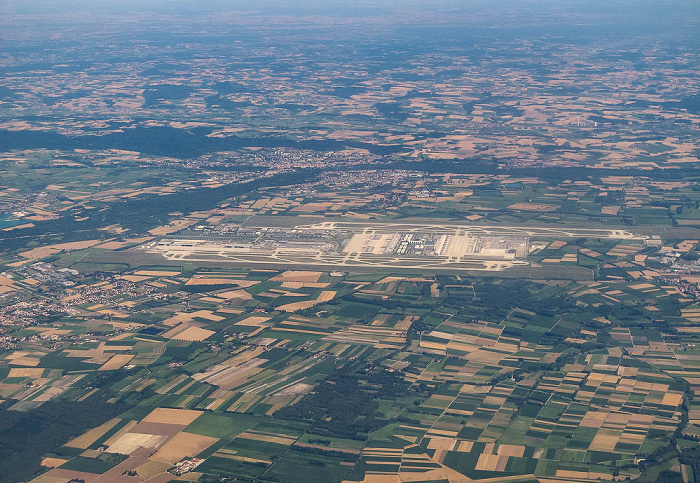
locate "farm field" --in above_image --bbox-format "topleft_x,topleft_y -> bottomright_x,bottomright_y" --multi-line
5,178 -> 700,483
4,183 -> 700,482
0,256 -> 698,482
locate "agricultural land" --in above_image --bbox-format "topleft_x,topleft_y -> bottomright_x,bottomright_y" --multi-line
1,2 -> 700,483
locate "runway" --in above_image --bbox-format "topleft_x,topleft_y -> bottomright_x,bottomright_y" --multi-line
146,220 -> 644,272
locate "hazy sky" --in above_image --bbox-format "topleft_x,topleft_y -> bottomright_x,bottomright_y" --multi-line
4,0 -> 699,15
2,0 -> 699,43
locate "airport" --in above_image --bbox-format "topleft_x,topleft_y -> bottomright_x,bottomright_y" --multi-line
146,221 -> 643,272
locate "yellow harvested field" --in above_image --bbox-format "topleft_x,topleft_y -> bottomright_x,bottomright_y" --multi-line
142,408 -> 203,426
217,289 -> 253,300
235,315 -> 270,326
98,354 -> 135,371
630,283 -> 655,290
162,313 -> 194,326
40,457 -> 68,468
9,356 -> 41,366
163,310 -> 225,325
8,367 -> 44,378
38,328 -> 72,337
281,282 -> 329,289
5,260 -> 29,267
427,436 -> 456,450
602,205 -> 621,215
66,418 -> 122,449
238,431 -> 297,445
109,333 -> 132,341
457,441 -> 474,452
271,270 -> 322,282
497,444 -> 525,457
274,382 -> 312,396
3,223 -> 35,232
150,432 -> 219,464
163,324 -> 191,338
134,270 -> 181,276
200,296 -> 225,303
5,350 -> 29,359
185,278 -> 258,287
107,432 -> 168,454
20,239 -> 102,260
103,420 -> 138,447
0,275 -> 16,286
420,340 -> 447,351
95,241 -> 129,250
589,432 -> 619,452
476,452 -> 509,471
354,475 -> 401,483
148,219 -> 196,235
662,393 -> 683,406
277,290 -> 336,312
172,326 -> 216,341
556,470 -> 612,480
